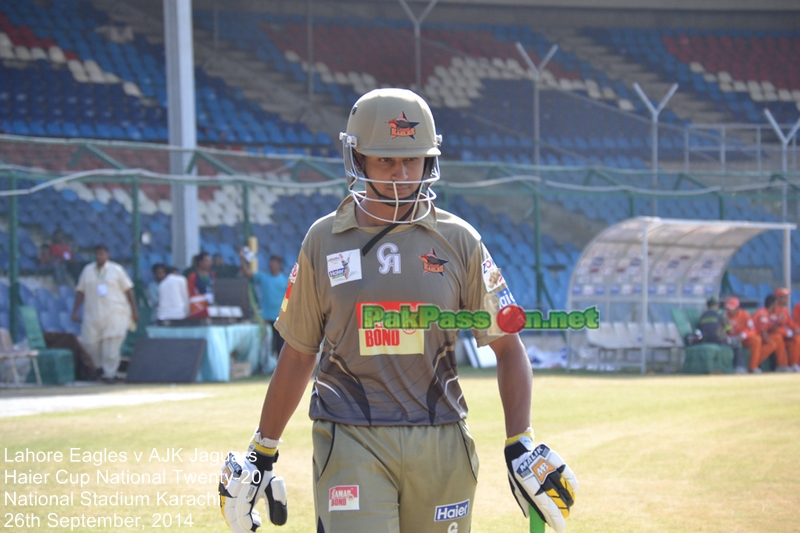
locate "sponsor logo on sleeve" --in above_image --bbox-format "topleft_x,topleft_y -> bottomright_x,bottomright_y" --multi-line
434,499 -> 470,522
327,250 -> 362,287
497,287 -> 516,309
280,262 -> 299,312
329,485 -> 359,511
482,256 -> 505,292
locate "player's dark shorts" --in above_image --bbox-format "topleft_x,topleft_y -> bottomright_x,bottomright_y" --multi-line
312,420 -> 479,533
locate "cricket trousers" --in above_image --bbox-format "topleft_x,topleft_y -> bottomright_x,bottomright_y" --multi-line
312,420 -> 479,533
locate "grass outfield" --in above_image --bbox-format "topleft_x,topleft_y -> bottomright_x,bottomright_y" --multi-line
2,370 -> 800,532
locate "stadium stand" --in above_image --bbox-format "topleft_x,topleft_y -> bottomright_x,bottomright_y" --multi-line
1,1 -> 798,350
0,0 -> 331,155
584,27 -> 800,125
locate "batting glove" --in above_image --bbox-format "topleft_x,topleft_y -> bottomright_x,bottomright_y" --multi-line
505,429 -> 578,533
219,431 -> 288,532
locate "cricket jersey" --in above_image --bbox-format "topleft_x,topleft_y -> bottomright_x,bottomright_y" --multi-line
275,196 -> 514,426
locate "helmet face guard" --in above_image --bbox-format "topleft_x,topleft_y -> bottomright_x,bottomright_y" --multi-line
339,88 -> 442,224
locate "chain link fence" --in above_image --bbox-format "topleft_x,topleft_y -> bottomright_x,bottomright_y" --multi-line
2,134 -> 799,350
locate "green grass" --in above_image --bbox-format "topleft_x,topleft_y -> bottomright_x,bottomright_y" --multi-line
2,371 -> 799,532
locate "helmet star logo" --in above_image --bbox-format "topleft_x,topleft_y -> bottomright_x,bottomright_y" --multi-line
386,111 -> 420,139
419,248 -> 448,276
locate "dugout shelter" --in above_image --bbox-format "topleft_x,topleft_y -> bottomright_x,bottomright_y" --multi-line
567,217 -> 796,373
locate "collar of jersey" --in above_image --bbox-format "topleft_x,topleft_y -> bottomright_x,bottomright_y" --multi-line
331,196 -> 438,234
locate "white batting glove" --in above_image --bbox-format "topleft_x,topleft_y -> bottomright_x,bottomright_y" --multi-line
505,430 -> 578,533
219,431 -> 288,532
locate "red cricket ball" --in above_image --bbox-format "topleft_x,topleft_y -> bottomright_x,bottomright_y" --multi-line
497,304 -> 526,334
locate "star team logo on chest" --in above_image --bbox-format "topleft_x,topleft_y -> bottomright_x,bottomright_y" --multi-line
419,248 -> 448,276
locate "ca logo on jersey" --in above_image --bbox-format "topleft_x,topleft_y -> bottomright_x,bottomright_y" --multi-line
377,243 -> 401,274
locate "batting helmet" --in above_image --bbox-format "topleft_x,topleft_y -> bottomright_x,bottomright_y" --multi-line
339,88 -> 442,224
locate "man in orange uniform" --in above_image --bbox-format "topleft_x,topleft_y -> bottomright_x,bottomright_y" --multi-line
774,288 -> 800,371
793,297 -> 800,334
725,297 -> 776,373
752,294 -> 792,372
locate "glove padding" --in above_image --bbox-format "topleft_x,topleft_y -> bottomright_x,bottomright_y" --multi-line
219,432 -> 288,532
505,432 -> 578,533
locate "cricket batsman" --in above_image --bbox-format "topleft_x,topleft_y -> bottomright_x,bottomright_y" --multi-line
219,88 -> 578,532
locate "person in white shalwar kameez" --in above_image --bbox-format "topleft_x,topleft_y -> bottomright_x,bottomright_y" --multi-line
71,244 -> 139,381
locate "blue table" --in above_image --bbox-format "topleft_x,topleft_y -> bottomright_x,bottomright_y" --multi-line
146,324 -> 261,382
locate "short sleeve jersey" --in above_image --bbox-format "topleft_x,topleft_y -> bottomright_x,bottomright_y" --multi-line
275,197 -> 515,427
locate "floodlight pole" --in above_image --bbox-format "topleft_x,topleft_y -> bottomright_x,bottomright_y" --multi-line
164,0 -> 199,270
212,1 -> 219,51
307,0 -> 314,103
640,219 -> 649,375
516,42 -> 558,169
785,228 -> 792,305
764,109 -> 800,222
398,0 -> 439,91
8,174 -> 18,341
633,82 -> 678,216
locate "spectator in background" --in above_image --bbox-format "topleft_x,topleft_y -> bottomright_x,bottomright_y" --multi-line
725,297 -> 776,374
187,251 -> 215,318
698,296 -> 744,372
753,294 -> 792,372
773,288 -> 800,371
38,244 -> 62,282
238,250 -> 288,360
49,230 -> 81,281
71,244 -> 139,383
153,264 -> 189,322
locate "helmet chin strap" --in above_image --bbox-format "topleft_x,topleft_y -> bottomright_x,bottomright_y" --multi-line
359,175 -> 420,257
360,204 -> 413,257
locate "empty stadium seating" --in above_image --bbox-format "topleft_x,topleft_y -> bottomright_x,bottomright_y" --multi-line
584,27 -> 800,125
0,0 -> 332,156
1,2 -> 798,342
